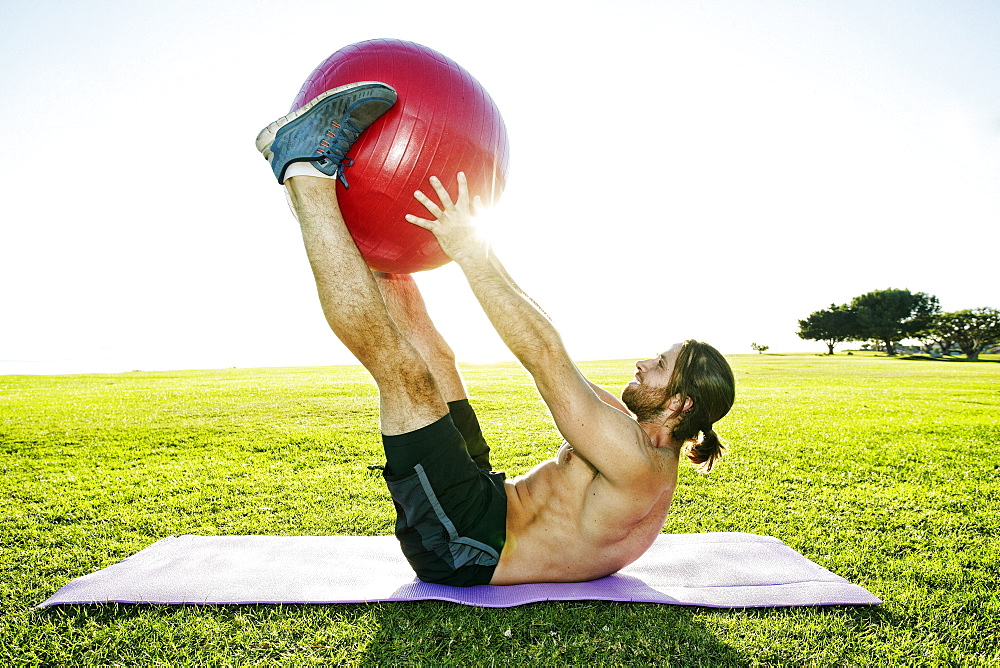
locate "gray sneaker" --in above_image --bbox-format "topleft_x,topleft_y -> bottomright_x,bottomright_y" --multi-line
256,82 -> 397,185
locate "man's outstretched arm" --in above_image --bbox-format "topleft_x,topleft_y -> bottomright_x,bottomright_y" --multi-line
406,174 -> 578,379
406,174 -> 656,486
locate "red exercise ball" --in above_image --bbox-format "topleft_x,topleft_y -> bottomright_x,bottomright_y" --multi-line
291,39 -> 510,274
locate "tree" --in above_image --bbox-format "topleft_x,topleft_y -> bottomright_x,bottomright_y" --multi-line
915,314 -> 955,356
797,304 -> 858,355
916,328 -> 953,356
925,308 -> 1000,361
750,342 -> 769,354
850,289 -> 939,356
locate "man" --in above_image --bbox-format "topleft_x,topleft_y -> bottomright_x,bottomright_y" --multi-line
256,82 -> 736,586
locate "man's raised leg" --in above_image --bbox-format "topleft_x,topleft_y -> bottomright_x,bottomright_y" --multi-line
372,272 -> 467,403
256,81 -> 445,435
373,272 -> 493,469
259,84 -> 505,588
285,175 -> 446,435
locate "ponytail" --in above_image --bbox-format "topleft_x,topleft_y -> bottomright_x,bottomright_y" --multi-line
672,411 -> 727,473
684,426 -> 726,474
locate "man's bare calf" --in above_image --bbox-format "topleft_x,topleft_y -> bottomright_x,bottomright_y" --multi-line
285,175 -> 446,436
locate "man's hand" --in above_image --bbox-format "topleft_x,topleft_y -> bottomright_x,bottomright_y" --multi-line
405,172 -> 491,265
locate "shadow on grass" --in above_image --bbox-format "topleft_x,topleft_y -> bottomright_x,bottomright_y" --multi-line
35,599 -> 892,665
895,355 -> 1000,364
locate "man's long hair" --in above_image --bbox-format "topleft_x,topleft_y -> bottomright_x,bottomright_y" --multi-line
667,340 -> 736,473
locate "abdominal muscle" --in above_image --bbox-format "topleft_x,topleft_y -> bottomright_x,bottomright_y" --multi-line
490,442 -> 674,585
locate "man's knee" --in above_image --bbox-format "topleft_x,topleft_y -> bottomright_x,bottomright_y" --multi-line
377,372 -> 448,436
364,340 -> 444,410
376,360 -> 441,406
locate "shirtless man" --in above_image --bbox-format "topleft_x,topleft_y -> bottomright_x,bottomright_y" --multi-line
256,82 -> 736,586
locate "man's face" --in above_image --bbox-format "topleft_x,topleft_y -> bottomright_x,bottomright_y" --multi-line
622,342 -> 684,421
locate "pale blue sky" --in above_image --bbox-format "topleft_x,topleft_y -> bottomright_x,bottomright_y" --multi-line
1,0 -> 997,373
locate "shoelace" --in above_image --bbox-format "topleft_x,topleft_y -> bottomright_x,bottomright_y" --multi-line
315,116 -> 363,188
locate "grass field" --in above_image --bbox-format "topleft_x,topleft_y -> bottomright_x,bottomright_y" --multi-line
2,353 -> 998,665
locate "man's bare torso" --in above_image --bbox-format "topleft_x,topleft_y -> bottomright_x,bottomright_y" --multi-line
489,435 -> 678,585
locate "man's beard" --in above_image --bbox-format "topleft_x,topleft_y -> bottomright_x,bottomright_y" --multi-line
622,382 -> 669,423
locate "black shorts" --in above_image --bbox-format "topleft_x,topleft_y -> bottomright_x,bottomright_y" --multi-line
382,407 -> 506,587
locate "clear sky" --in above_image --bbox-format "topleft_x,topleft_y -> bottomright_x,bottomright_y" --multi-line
2,0 -> 998,374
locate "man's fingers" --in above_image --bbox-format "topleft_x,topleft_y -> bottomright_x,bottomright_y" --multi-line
413,189 -> 442,218
405,213 -> 434,230
414,173 -> 474,226
456,171 -> 469,207
429,175 -> 454,210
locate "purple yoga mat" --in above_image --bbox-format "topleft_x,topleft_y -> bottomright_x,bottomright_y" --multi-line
38,532 -> 880,608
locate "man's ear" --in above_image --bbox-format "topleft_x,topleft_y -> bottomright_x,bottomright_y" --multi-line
668,394 -> 693,413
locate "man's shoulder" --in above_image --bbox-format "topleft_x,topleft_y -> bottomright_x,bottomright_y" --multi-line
564,413 -> 660,482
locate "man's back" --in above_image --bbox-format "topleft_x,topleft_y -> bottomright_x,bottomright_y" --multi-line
490,418 -> 680,585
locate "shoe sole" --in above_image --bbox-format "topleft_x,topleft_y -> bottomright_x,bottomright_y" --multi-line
255,81 -> 396,160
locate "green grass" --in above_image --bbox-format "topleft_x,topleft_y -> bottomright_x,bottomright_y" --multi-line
2,355 -> 998,665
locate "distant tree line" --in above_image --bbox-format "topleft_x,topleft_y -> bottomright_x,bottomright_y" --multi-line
797,288 -> 1000,360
